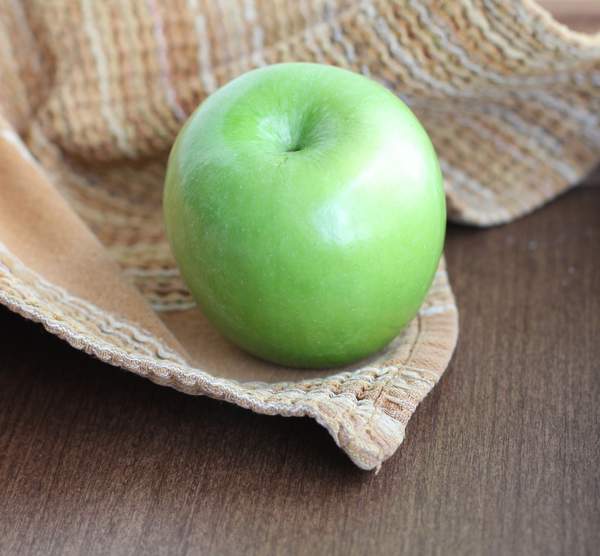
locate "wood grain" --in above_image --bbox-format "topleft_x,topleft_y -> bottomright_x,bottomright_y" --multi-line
1,168 -> 599,555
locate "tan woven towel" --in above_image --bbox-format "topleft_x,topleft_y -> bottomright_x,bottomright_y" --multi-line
0,0 -> 598,470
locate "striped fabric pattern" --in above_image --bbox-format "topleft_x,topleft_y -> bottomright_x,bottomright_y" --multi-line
0,0 -> 597,469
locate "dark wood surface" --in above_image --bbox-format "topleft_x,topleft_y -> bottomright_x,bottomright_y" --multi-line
1,170 -> 599,556
540,0 -> 600,34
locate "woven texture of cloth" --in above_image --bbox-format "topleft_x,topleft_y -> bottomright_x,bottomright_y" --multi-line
0,0 -> 598,469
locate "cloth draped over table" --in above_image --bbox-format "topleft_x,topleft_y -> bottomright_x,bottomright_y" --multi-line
0,0 -> 598,469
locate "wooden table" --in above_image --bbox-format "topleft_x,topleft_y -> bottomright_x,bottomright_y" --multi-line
540,0 -> 600,34
1,168 -> 599,555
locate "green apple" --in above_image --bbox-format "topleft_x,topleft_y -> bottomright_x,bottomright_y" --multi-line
164,63 -> 445,368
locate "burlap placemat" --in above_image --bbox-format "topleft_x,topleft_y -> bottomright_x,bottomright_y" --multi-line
0,0 -> 598,470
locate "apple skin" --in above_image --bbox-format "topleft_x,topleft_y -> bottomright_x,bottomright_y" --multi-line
164,63 -> 445,369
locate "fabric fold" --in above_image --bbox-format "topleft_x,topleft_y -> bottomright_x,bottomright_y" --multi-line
0,0 -> 598,468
